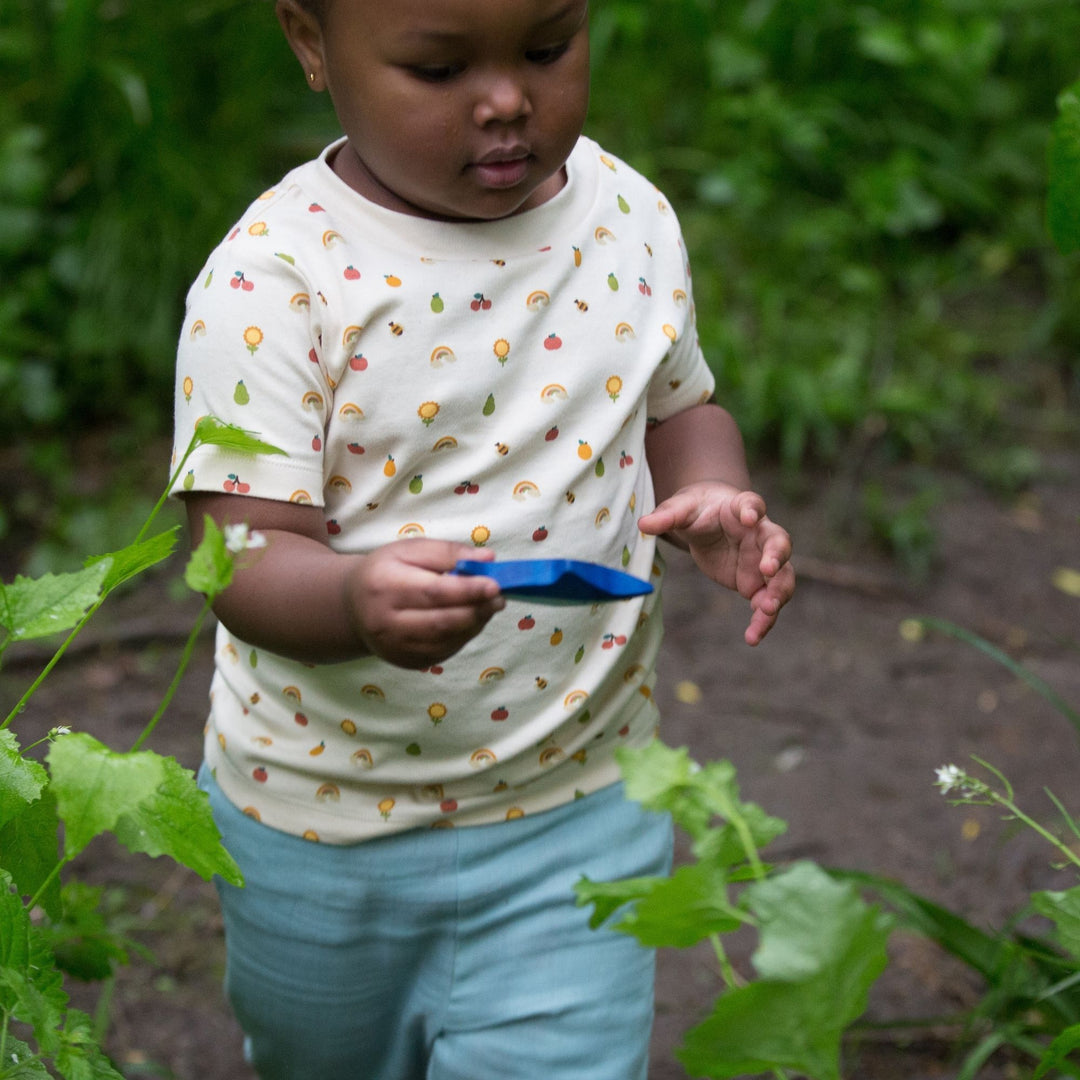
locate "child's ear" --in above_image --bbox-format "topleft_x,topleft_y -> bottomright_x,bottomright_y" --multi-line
275,0 -> 327,91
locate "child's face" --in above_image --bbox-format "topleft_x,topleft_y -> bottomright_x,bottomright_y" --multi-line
278,0 -> 591,221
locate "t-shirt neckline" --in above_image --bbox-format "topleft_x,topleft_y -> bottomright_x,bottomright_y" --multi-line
300,135 -> 602,260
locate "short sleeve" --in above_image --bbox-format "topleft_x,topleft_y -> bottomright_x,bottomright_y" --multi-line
645,217 -> 715,424
172,228 -> 330,506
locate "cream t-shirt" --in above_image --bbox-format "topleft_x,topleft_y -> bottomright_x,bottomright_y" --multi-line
172,136 -> 715,843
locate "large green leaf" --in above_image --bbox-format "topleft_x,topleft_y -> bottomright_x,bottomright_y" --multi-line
678,863 -> 891,1080
0,561 -> 109,643
0,730 -> 48,828
47,734 -> 242,885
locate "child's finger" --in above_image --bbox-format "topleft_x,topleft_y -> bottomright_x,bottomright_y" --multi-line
637,490 -> 704,535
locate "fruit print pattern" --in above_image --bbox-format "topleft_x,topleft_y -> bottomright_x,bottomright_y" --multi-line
171,136 -> 714,844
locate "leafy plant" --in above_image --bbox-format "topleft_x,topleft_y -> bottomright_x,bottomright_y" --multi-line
587,0 -> 1080,476
0,418 -> 281,1077
576,741 -> 892,1079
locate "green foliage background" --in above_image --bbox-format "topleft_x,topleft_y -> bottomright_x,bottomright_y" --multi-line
2,0 -> 1078,479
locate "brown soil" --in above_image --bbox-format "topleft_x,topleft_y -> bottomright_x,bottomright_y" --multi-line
3,448 -> 1078,1079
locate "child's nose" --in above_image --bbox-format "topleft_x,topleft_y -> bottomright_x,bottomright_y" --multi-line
473,71 -> 531,126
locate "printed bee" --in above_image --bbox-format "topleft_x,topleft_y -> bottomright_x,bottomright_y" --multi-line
535,677 -> 549,690
388,321 -> 404,336
366,502 -> 380,511
495,442 -> 509,456
574,299 -> 589,312
564,490 -> 576,504
491,258 -> 506,267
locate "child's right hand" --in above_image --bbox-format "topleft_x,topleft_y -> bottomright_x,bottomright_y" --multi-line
184,494 -> 504,668
344,540 -> 506,669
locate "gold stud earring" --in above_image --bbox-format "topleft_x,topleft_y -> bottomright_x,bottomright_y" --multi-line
308,72 -> 316,83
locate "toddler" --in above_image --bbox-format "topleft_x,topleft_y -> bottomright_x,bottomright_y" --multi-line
172,0 -> 795,1076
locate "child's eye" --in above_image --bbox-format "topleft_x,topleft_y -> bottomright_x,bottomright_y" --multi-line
408,63 -> 464,83
525,42 -> 571,65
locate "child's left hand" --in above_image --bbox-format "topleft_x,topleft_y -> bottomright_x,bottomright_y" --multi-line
638,482 -> 794,645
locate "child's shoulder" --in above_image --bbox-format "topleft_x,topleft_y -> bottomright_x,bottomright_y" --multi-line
574,136 -> 682,228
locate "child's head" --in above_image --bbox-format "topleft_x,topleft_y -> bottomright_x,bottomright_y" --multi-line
276,0 -> 590,222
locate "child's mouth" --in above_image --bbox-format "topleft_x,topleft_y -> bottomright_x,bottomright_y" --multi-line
472,151 -> 531,189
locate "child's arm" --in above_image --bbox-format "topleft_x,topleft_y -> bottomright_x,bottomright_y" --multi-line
639,403 -> 794,646
184,493 -> 506,668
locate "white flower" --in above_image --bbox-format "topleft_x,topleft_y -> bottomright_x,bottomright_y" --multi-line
224,523 -> 268,554
935,764 -> 965,795
49,725 -> 72,738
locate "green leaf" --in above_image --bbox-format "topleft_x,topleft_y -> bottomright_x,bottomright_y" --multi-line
43,883 -> 141,982
0,730 -> 48,828
1033,887 -> 1080,962
183,516 -> 234,598
0,1034 -> 52,1078
193,416 -> 287,457
1048,81 -> 1080,254
575,874 -> 658,930
0,786 -> 62,919
678,863 -> 890,1080
613,861 -> 746,948
747,862 -> 891,982
616,742 -> 786,858
0,561 -> 110,643
85,528 -> 178,595
0,871 -> 68,1026
0,968 -> 64,1056
55,1007 -> 126,1080
1034,1022 -> 1080,1080
47,734 -> 243,885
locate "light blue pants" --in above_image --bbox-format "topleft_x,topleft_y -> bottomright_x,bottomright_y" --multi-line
200,766 -> 673,1080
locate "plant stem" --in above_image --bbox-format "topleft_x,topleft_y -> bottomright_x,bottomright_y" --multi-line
26,856 -> 72,913
130,596 -> 214,752
992,792 -> 1080,872
132,441 -> 198,547
709,932 -> 742,990
1,605 -> 99,730
1,433 -> 203,731
92,975 -> 116,1045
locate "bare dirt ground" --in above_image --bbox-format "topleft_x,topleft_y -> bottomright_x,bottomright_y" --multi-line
2,445 -> 1079,1079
